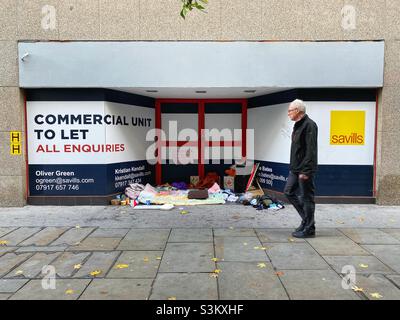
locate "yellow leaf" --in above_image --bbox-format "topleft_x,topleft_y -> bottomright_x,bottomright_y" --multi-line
143,257 -> 149,262
351,286 -> 364,292
211,257 -> 219,262
260,247 -> 268,250
115,264 -> 129,269
168,297 -> 177,300
253,246 -> 260,250
213,269 -> 221,274
89,270 -> 102,277
15,270 -> 24,275
359,264 -> 369,268
288,238 -> 295,242
65,289 -> 75,295
156,257 -> 162,260
0,240 -> 9,246
180,210 -> 188,215
257,263 -> 267,268
370,292 -> 383,299
73,264 -> 82,270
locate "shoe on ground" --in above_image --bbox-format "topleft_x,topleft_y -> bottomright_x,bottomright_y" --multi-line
292,229 -> 316,238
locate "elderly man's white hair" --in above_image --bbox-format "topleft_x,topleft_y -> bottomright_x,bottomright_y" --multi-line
290,99 -> 306,113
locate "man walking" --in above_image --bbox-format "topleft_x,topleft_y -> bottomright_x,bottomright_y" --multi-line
284,99 -> 318,238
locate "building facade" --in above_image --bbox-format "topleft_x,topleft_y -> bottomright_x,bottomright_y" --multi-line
0,0 -> 399,206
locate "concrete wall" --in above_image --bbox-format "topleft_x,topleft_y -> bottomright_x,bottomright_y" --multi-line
1,0 -> 399,205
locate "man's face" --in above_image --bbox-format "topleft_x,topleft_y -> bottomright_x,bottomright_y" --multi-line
287,103 -> 299,121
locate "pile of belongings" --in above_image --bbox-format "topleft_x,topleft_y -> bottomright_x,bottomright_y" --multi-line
239,193 -> 285,211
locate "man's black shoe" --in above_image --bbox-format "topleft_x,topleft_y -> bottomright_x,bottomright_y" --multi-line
292,229 -> 316,238
295,221 -> 306,232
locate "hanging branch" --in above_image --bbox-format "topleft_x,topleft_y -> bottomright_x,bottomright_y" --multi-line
180,0 -> 208,19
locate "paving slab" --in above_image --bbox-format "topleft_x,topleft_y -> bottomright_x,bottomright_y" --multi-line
107,251 -> 162,278
15,246 -> 67,253
0,253 -> 32,277
213,228 -> 256,237
306,236 -> 370,256
49,252 -> 92,278
214,237 -> 269,262
353,274 -> 400,300
4,252 -> 61,279
217,262 -> 288,300
0,293 -> 10,300
159,243 -> 214,273
256,229 -> 305,243
0,227 -> 16,238
19,227 -> 69,246
380,229 -> 400,241
50,227 -> 95,246
386,275 -> 400,288
0,246 -> 18,257
68,237 -> 122,251
169,228 -> 213,242
0,279 -> 29,293
0,228 -> 42,246
279,270 -> 360,300
266,243 -> 330,270
9,279 -> 91,300
89,228 -> 129,238
73,251 -> 120,278
79,279 -> 152,300
362,245 -> 400,273
339,228 -> 400,245
150,273 -> 218,300
323,256 -> 394,274
117,229 -> 170,250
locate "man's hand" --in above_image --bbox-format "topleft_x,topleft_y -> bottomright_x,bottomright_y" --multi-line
299,174 -> 309,181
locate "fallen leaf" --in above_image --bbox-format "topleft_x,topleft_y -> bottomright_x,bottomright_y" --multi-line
65,289 -> 75,295
253,246 -> 260,250
143,257 -> 149,262
213,269 -> 221,274
370,292 -> 383,299
168,297 -> 177,300
243,242 -> 248,246
351,286 -> 364,292
75,225 -> 81,229
288,238 -> 295,242
359,217 -> 365,222
257,263 -> 267,268
359,264 -> 369,268
74,242 -> 81,246
115,264 -> 129,269
0,240 -> 9,246
89,270 -> 102,277
275,271 -> 284,276
74,264 -> 82,270
210,273 -> 219,278
180,210 -> 188,215
336,221 -> 345,225
15,270 -> 24,275
156,257 -> 162,260
260,247 -> 268,250
100,291 -> 108,295
211,257 -> 219,262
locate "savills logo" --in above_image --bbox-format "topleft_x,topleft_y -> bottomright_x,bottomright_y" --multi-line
330,111 -> 365,145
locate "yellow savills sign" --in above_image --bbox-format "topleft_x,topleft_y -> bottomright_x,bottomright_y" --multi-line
330,111 -> 365,145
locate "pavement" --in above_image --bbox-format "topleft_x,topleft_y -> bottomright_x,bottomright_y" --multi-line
0,203 -> 400,300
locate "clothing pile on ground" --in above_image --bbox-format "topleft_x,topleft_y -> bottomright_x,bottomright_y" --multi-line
110,171 -> 285,211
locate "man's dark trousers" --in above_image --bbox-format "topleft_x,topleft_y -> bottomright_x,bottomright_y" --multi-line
284,171 -> 316,231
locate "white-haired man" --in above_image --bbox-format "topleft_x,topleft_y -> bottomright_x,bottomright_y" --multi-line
284,99 -> 318,238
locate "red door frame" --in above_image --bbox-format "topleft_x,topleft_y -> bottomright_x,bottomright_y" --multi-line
155,99 -> 247,185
